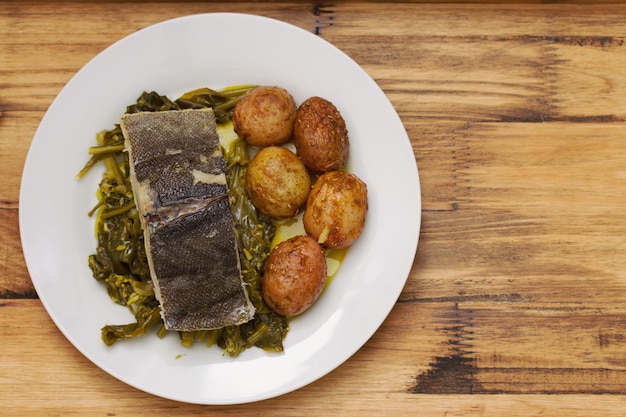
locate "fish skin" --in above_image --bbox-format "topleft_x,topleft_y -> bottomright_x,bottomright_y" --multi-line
120,108 -> 255,331
149,196 -> 253,330
132,149 -> 228,209
122,108 -> 228,212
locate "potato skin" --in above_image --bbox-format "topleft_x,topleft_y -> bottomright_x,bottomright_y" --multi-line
293,96 -> 349,173
303,171 -> 368,249
245,146 -> 311,218
232,86 -> 297,147
262,235 -> 327,317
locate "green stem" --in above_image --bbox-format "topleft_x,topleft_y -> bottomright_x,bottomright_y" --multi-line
100,200 -> 136,220
88,143 -> 125,155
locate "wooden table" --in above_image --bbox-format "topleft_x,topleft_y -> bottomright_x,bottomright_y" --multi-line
4,1 -> 626,415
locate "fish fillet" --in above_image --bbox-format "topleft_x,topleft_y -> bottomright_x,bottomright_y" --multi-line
120,108 -> 255,331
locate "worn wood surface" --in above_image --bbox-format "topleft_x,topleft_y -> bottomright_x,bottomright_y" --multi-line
3,2 -> 626,415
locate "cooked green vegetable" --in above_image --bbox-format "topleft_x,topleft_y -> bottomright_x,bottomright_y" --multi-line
80,86 -> 288,356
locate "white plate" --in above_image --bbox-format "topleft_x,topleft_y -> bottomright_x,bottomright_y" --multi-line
19,13 -> 421,405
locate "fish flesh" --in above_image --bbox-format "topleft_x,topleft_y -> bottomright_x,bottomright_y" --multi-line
120,108 -> 255,331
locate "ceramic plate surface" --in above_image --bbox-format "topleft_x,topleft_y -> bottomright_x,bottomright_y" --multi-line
20,13 -> 421,404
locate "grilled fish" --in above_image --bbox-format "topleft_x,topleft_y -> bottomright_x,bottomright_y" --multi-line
120,108 -> 255,331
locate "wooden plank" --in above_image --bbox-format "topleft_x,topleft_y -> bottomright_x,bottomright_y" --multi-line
3,0 -> 626,3
0,208 -> 31,297
4,299 -> 626,414
4,3 -> 626,204
408,300 -> 626,394
0,113 -> 39,202
404,119 -> 626,302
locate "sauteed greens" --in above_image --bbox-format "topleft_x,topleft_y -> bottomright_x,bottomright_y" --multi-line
78,86 -> 288,356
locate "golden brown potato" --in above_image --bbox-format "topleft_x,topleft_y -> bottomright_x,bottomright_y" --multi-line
245,146 -> 311,218
262,235 -> 327,317
232,86 -> 297,147
303,171 -> 368,249
293,96 -> 349,173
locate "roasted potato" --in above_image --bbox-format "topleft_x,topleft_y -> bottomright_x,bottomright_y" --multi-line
303,171 -> 368,249
262,235 -> 327,317
293,96 -> 349,173
245,146 -> 311,218
232,86 -> 297,147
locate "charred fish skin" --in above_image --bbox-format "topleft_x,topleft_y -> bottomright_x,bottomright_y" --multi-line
149,196 -> 253,330
133,149 -> 228,209
121,108 -> 228,212
120,108 -> 255,331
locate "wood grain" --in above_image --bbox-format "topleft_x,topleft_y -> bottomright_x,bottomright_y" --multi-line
3,2 -> 626,415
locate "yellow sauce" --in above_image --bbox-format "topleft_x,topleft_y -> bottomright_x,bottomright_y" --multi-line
216,120 -> 239,151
